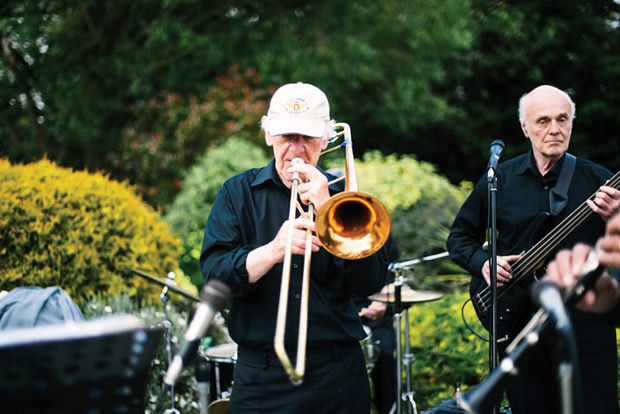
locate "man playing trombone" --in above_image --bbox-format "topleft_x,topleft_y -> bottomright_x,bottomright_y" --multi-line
201,82 -> 389,414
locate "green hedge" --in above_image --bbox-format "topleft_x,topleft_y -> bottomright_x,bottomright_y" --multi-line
408,290 -> 489,409
164,137 -> 270,286
0,158 -> 194,305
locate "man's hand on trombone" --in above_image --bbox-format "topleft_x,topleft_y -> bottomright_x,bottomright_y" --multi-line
246,215 -> 321,284
287,162 -> 331,210
272,217 -> 322,259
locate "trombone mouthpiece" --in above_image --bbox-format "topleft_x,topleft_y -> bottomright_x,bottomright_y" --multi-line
291,157 -> 304,165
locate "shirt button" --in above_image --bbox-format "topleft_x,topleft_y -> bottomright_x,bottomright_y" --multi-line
295,294 -> 301,299
293,263 -> 299,269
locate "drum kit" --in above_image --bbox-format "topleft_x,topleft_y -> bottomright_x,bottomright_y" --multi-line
133,246 -> 447,414
133,269 -> 236,414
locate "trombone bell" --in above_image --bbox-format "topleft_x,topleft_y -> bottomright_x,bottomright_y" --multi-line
316,191 -> 391,260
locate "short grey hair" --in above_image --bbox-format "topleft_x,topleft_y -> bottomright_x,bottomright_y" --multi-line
518,86 -> 576,125
260,116 -> 337,140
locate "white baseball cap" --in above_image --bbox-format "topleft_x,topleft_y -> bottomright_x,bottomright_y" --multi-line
266,82 -> 330,138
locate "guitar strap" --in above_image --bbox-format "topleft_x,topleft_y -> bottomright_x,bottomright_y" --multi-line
549,153 -> 576,216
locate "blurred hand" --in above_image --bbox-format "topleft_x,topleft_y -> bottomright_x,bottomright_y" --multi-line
360,301 -> 387,320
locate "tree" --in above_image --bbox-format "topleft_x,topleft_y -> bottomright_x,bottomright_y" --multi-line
108,65 -> 272,209
435,0 -> 620,183
1,0 -> 472,193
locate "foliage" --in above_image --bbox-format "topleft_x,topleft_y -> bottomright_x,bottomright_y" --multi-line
0,158 -> 192,306
234,0 -> 473,155
81,293 -> 231,414
1,0 -> 471,195
408,290 -> 489,409
3,0 -> 620,201
108,65 -> 273,209
163,138 -> 270,286
324,150 -> 472,284
0,0 -> 231,170
435,0 -> 620,184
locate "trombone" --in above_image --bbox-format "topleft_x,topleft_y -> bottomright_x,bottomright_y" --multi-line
274,123 -> 391,385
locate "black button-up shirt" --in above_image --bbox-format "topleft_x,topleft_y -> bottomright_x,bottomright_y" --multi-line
447,150 -> 612,279
200,158 -> 388,351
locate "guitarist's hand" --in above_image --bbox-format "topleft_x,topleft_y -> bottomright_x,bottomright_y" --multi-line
481,255 -> 521,286
587,185 -> 620,222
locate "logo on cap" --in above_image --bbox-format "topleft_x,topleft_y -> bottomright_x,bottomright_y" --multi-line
284,98 -> 310,114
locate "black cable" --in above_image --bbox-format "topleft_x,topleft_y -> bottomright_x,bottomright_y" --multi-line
461,297 -> 490,342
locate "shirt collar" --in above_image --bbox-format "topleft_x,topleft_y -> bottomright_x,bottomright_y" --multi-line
251,158 -> 282,188
517,148 -> 566,178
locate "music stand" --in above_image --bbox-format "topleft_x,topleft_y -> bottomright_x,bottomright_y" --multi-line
0,315 -> 163,413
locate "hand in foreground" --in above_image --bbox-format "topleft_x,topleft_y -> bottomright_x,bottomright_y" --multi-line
546,243 -> 620,313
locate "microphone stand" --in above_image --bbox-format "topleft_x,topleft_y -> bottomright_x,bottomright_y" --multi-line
157,276 -> 181,414
487,169 -> 500,411
195,356 -> 211,414
487,169 -> 500,414
390,270 -> 418,414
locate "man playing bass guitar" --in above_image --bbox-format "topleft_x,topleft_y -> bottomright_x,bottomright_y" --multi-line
447,84 -> 620,414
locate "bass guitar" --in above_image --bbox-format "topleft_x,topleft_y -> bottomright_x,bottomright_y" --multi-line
469,171 -> 620,339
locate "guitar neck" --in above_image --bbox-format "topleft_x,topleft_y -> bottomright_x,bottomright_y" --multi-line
512,170 -> 620,280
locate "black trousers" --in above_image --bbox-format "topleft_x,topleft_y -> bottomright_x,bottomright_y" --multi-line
228,341 -> 370,414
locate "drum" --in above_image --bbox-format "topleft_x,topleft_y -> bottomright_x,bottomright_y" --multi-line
202,343 -> 238,405
360,325 -> 380,373
208,398 -> 229,414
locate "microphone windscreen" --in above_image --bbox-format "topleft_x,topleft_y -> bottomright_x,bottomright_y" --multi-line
203,280 -> 231,311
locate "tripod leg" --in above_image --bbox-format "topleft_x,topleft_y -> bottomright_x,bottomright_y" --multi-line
404,392 -> 418,414
394,312 -> 403,414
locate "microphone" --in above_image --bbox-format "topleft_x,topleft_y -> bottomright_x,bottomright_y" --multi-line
164,279 -> 231,387
195,356 -> 211,414
486,139 -> 505,179
531,280 -> 569,329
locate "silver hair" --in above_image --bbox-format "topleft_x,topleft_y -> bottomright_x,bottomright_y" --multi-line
260,116 -> 337,140
518,86 -> 576,125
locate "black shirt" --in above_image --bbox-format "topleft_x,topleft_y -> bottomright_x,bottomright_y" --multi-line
447,150 -> 612,279
200,158 -> 389,351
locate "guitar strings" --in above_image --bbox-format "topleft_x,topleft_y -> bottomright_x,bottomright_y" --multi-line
475,172 -> 620,312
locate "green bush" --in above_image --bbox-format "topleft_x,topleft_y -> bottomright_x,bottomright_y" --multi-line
324,150 -> 471,286
0,158 -> 193,306
164,137 -> 270,287
408,291 -> 488,410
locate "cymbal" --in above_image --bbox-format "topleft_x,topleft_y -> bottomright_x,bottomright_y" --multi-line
132,269 -> 202,302
368,286 -> 443,304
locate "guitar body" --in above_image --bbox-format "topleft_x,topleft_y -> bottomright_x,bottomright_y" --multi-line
465,170 -> 620,340
469,275 -> 533,339
469,212 -> 554,339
